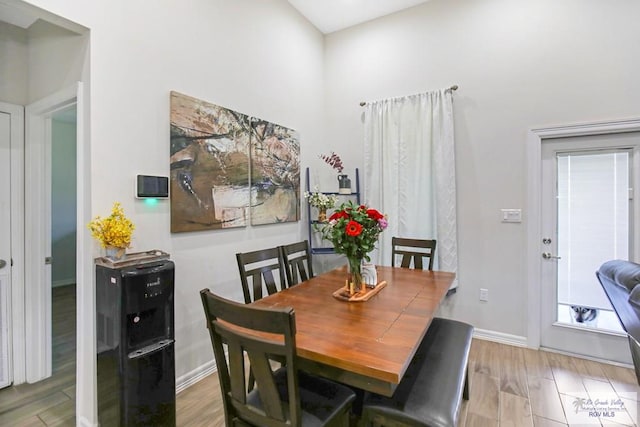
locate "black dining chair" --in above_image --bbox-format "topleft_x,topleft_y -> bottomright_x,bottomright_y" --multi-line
236,246 -> 290,391
236,247 -> 288,304
280,240 -> 314,287
391,237 -> 437,270
200,289 -> 356,427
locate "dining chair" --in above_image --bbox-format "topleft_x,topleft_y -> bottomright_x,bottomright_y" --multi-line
280,240 -> 314,287
236,247 -> 288,304
391,237 -> 437,270
200,289 -> 356,427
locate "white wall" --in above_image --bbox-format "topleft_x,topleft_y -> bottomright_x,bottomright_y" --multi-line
323,0 -> 640,339
0,19 -> 85,104
0,21 -> 27,104
27,19 -> 86,103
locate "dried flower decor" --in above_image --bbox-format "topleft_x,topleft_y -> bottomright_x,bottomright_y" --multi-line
88,202 -> 135,249
320,152 -> 344,174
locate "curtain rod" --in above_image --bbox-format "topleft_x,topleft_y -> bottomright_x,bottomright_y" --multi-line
359,85 -> 459,107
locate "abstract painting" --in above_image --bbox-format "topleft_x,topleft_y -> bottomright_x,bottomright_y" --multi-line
170,91 -> 300,232
170,91 -> 250,232
249,118 -> 300,225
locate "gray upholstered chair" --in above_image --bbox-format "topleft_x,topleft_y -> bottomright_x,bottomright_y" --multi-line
596,260 -> 640,385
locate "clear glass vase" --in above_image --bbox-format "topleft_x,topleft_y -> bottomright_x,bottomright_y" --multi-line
347,256 -> 364,293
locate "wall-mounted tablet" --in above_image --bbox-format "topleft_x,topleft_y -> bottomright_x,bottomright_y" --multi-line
136,175 -> 169,199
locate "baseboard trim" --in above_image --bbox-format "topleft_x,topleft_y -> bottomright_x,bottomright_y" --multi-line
473,328 -> 528,347
176,359 -> 217,394
540,346 -> 634,369
472,329 -> 634,369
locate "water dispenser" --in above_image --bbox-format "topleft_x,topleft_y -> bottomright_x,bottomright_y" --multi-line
96,251 -> 175,426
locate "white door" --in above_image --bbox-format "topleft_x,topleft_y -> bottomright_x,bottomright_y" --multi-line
540,132 -> 640,363
0,111 -> 12,388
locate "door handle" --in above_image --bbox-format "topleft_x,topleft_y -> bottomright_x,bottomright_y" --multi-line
0,259 -> 6,269
542,252 -> 562,260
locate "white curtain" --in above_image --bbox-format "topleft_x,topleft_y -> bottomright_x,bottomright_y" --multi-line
364,89 -> 458,287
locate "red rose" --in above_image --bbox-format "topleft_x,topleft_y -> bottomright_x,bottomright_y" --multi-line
367,209 -> 383,221
329,210 -> 349,221
345,220 -> 363,236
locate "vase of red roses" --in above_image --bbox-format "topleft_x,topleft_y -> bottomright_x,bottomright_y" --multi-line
318,200 -> 388,292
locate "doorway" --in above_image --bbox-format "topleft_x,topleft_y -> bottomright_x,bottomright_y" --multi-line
1,110 -> 11,389
0,2 -> 93,424
527,119 -> 640,364
540,136 -> 636,362
51,105 -> 77,378
0,89 -> 81,425
24,87 -> 80,383
0,101 -> 24,390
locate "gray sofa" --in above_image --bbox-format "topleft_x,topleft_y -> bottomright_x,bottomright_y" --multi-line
596,259 -> 640,384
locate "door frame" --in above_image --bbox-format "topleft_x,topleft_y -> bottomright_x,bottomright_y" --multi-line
24,84 -> 79,382
1,101 -> 25,385
527,118 -> 640,350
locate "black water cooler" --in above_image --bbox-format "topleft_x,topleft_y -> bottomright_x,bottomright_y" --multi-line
96,254 -> 176,427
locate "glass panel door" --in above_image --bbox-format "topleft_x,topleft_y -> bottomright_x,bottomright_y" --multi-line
540,133 -> 635,364
556,151 -> 628,333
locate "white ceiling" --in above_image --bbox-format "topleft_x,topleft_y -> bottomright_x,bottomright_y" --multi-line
287,0 -> 431,34
0,0 -> 431,34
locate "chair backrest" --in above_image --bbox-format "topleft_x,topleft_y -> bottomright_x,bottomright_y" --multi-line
200,289 -> 302,426
236,247 -> 287,304
280,240 -> 314,287
391,237 -> 437,270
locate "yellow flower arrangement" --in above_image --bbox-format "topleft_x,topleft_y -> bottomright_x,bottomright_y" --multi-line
88,202 -> 135,249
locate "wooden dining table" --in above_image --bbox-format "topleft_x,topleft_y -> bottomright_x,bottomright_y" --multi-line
251,265 -> 455,397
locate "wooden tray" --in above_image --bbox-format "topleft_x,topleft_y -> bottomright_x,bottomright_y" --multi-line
94,249 -> 170,268
333,281 -> 387,302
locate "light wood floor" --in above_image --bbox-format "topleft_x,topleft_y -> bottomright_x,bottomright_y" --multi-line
3,287 -> 640,426
177,339 -> 640,427
0,284 -> 77,427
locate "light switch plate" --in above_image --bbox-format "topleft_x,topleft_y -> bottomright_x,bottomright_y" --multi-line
501,209 -> 522,223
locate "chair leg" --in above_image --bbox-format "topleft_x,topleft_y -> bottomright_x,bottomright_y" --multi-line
247,369 -> 255,393
463,366 -> 470,400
